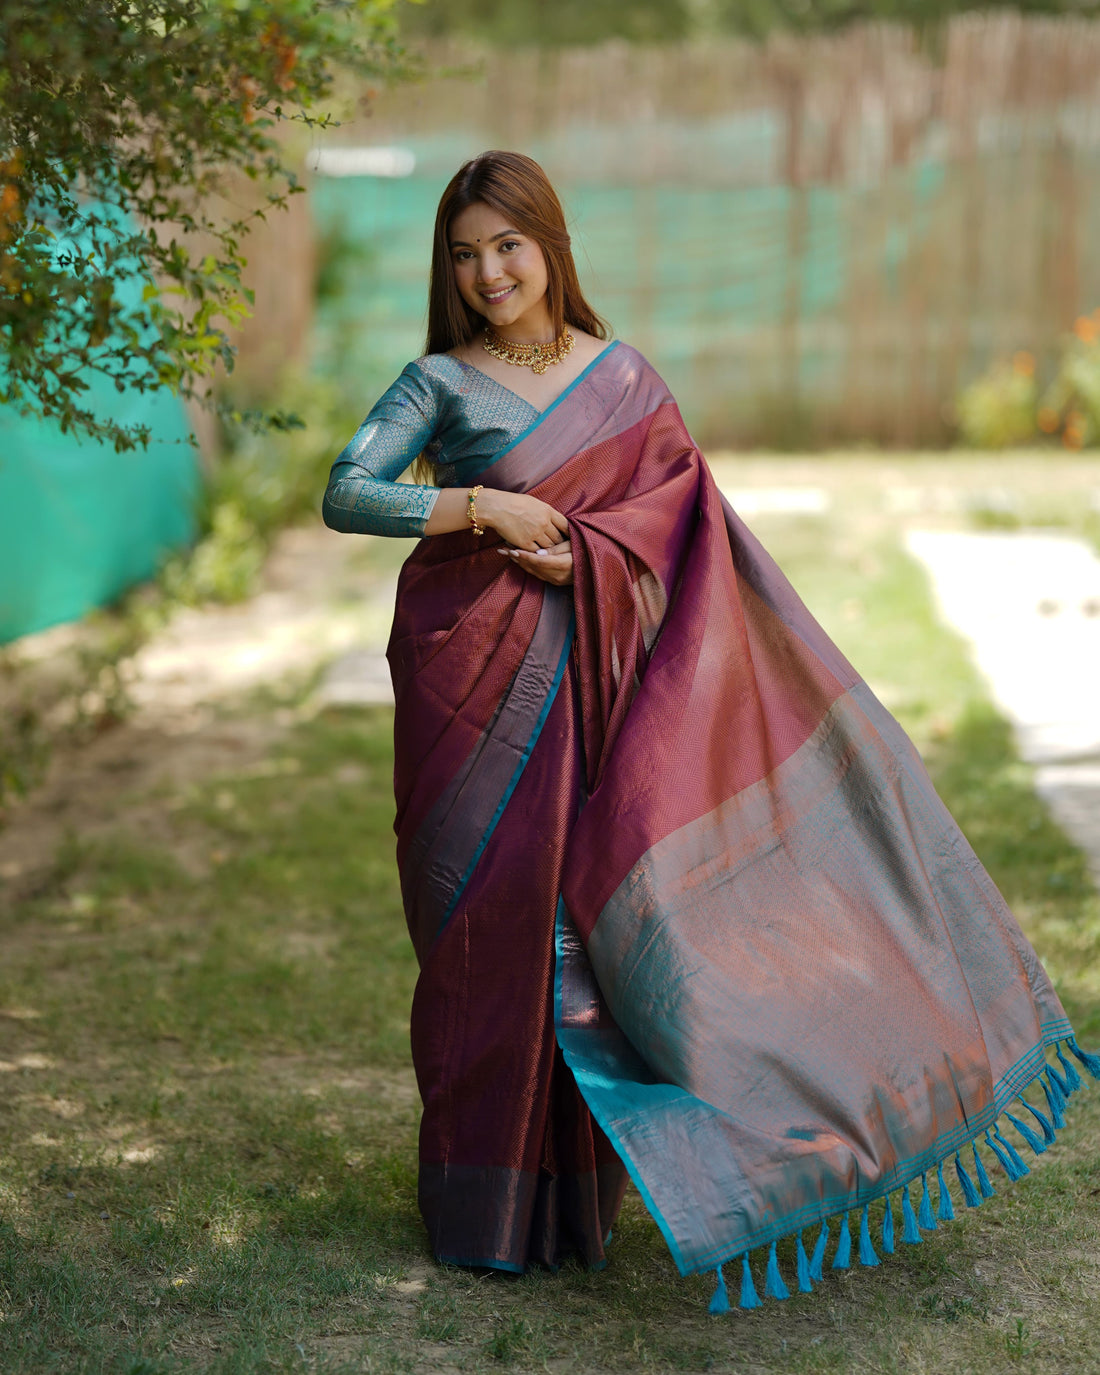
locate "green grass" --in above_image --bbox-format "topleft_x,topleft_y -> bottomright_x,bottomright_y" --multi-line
1,478 -> 1099,1373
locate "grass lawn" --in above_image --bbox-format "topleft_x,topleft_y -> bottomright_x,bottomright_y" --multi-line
1,458 -> 1099,1374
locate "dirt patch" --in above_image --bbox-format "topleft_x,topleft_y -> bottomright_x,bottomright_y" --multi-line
0,524 -> 397,907
0,713 -> 281,902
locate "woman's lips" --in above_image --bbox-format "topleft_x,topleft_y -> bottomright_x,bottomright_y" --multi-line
481,285 -> 516,303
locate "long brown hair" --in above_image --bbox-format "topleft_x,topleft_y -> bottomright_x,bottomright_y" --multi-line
424,150 -> 610,356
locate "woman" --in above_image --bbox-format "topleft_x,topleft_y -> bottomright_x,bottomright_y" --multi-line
323,151 -> 1097,1308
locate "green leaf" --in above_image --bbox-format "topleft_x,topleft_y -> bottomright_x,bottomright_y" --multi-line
0,0 -> 404,447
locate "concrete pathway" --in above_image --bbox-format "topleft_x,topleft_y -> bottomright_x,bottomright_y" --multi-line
906,530 -> 1100,881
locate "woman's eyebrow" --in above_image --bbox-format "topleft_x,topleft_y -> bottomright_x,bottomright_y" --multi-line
449,229 -> 522,249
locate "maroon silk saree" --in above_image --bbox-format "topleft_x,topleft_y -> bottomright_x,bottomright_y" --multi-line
387,341 -> 1097,1303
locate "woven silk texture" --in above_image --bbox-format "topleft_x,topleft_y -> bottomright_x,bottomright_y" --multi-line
322,354 -> 541,538
324,340 -> 1097,1299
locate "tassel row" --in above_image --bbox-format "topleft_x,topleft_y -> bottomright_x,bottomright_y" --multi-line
707,1037 -> 1091,1313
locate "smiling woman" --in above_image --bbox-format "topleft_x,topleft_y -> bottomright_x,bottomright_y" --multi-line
320,150 -> 1099,1310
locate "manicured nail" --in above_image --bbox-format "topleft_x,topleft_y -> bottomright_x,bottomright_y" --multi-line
536,549 -> 547,557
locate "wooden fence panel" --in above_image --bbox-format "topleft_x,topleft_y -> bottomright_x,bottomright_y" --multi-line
307,17 -> 1100,444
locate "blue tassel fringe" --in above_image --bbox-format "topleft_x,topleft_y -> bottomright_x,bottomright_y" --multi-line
936,1161 -> 955,1221
901,1183 -> 921,1243
1042,1070 -> 1067,1129
703,1037 -> 1098,1309
1017,1089 -> 1050,1144
832,1212 -> 851,1269
954,1151 -> 980,1208
809,1222 -> 829,1282
740,1252 -> 762,1310
795,1230 -> 813,1293
881,1191 -> 895,1254
918,1172 -> 937,1230
972,1141 -> 995,1198
994,1124 -> 1030,1177
1057,1043 -> 1083,1091
1003,1108 -> 1046,1156
1048,1056 -> 1073,1100
1069,1037 -> 1100,1079
764,1240 -> 790,1300
985,1127 -> 1019,1180
858,1204 -> 879,1266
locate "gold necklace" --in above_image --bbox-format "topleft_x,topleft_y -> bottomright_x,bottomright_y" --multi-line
482,327 -> 575,375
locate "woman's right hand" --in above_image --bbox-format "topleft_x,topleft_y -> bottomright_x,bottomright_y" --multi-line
476,488 -> 569,551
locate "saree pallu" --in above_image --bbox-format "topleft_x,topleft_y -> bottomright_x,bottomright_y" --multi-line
387,341 -> 1098,1299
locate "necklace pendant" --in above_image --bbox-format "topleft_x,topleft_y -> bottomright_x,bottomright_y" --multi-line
483,327 -> 575,373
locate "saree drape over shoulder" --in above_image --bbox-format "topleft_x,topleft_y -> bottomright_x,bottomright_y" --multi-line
386,341 -> 1097,1301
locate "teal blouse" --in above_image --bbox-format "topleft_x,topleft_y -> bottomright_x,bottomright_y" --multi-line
322,354 -> 540,539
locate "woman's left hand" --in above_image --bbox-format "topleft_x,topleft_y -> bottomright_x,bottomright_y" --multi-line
500,539 -> 573,586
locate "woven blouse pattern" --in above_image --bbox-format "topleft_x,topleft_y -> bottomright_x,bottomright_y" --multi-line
322,354 -> 541,538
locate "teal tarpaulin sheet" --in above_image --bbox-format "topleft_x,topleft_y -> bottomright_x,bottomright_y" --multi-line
0,205 -> 199,645
0,387 -> 198,645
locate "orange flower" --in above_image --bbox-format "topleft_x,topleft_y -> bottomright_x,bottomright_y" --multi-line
260,21 -> 298,92
1063,410 -> 1086,448
1012,351 -> 1035,376
0,182 -> 21,247
1037,406 -> 1060,433
1073,315 -> 1099,343
236,74 -> 259,123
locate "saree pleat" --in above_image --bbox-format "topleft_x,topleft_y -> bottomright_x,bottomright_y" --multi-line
389,341 -> 1091,1287
409,668 -> 627,1270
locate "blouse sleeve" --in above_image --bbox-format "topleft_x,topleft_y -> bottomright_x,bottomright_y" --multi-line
322,362 -> 444,538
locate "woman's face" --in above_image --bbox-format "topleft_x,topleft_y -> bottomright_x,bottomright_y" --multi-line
448,201 -> 553,340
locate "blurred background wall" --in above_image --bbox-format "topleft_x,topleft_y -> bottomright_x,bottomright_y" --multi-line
286,15 -> 1100,447
8,10 -> 1100,645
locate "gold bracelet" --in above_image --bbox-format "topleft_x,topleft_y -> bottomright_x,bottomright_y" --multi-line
467,484 -> 484,536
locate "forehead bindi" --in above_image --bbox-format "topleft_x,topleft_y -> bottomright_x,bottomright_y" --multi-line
449,204 -> 521,250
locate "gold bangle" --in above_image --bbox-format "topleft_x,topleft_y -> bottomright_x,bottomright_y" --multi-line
467,484 -> 485,536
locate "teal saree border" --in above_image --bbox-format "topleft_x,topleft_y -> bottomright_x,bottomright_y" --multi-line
480,340 -> 622,472
439,617 -> 576,930
554,893 -> 1077,1276
553,896 -> 691,1275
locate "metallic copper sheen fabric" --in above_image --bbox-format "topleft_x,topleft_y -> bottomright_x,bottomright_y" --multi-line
381,340 -> 1087,1288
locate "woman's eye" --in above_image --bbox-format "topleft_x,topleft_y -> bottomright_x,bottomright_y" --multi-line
453,250 -> 473,262
500,240 -> 520,252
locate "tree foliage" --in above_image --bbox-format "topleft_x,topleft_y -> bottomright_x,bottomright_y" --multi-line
0,0 -> 399,451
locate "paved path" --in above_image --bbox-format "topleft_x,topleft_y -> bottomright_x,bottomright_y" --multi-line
906,530 -> 1100,881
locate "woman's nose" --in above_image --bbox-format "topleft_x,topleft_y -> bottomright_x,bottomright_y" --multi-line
476,255 -> 504,284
